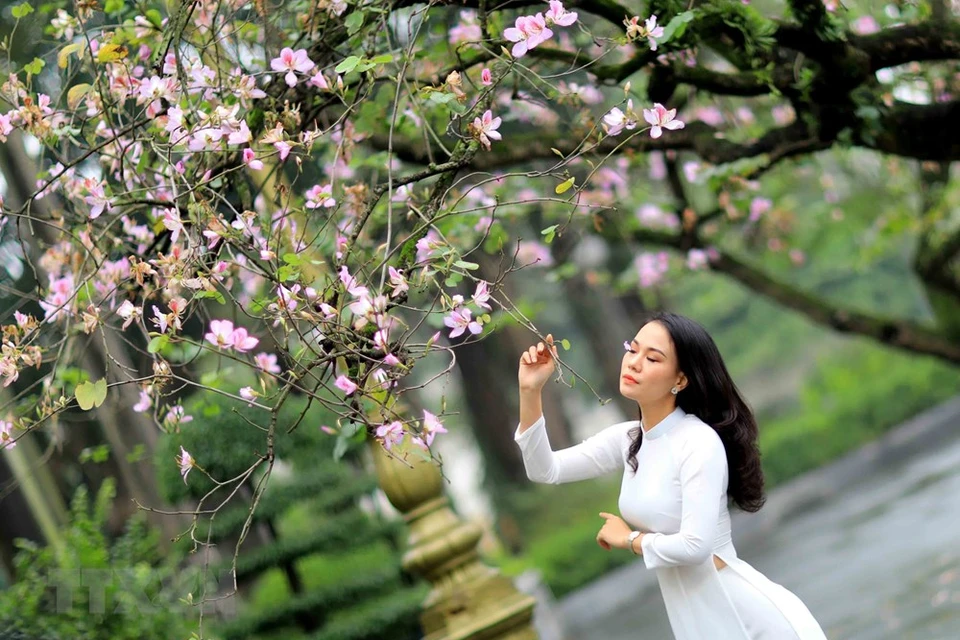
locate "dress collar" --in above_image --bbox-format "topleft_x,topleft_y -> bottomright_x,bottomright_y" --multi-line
641,406 -> 687,440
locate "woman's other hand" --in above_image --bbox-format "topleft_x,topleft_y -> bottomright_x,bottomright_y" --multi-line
596,512 -> 634,551
518,333 -> 559,392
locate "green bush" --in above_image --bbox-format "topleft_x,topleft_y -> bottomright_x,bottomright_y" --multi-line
0,479 -> 198,640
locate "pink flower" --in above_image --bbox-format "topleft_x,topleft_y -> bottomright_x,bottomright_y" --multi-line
472,280 -> 492,310
270,47 -> 315,88
335,374 -> 358,395
374,329 -> 390,353
624,14 -> 664,51
481,68 -> 492,86
420,410 -> 448,447
165,404 -> 193,427
243,148 -> 264,170
115,300 -> 141,330
254,352 -> 281,375
84,179 -> 111,219
545,1 -> 578,26
471,109 -> 502,150
162,208 -> 185,244
851,16 -> 880,35
133,389 -> 152,413
0,113 -> 13,142
383,353 -> 401,366
176,446 -> 194,483
376,421 -> 405,450
0,420 -> 16,450
444,307 -> 482,338
305,184 -> 336,209
602,100 -> 637,136
388,266 -> 408,298
239,386 -> 257,403
230,327 -> 259,352
205,319 -> 235,348
503,13 -> 553,58
749,197 -> 772,221
449,10 -> 483,44
643,103 -> 685,139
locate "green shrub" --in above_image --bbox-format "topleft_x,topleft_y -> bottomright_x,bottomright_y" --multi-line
0,479 -> 198,640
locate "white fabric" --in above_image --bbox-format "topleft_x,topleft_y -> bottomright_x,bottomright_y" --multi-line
513,407 -> 828,640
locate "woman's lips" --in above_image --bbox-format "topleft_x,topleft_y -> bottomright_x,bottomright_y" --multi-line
622,375 -> 638,384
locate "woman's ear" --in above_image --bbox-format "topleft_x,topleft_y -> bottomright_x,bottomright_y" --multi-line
677,372 -> 688,391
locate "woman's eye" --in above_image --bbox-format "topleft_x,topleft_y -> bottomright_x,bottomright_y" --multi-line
646,357 -> 657,363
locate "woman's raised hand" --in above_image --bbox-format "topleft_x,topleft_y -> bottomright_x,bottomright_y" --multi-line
518,333 -> 559,392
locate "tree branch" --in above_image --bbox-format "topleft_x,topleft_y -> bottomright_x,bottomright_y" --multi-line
854,21 -> 960,72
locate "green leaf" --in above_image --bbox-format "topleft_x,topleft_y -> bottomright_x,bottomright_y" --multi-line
659,11 -> 695,45
79,444 -> 111,464
555,177 -> 575,194
335,55 -> 361,74
344,11 -> 364,35
428,91 -> 457,104
370,53 -> 393,64
560,338 -> 571,351
541,224 -> 558,244
11,2 -> 34,18
75,379 -> 108,411
104,0 -> 125,12
147,335 -> 169,354
194,289 -> 225,304
453,260 -> 479,270
145,9 -> 163,28
125,444 -> 146,463
24,57 -> 44,76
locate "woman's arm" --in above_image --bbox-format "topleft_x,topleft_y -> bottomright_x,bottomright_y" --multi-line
639,425 -> 727,568
515,389 -> 629,484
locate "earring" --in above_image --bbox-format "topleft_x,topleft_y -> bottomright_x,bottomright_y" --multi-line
670,387 -> 678,395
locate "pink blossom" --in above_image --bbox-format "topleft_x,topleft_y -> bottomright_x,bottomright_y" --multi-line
602,100 -> 637,136
686,249 -> 710,270
243,148 -> 264,170
643,103 -> 685,139
165,404 -> 193,427
851,16 -> 880,35
388,266 -> 408,298
0,113 -> 14,142
545,1 -> 578,26
634,251 -> 670,288
339,266 -> 369,298
0,357 -> 18,388
420,410 -> 448,447
516,240 -> 554,267
305,184 -> 336,209
503,13 -> 553,58
230,327 -> 259,352
84,179 -> 112,219
383,353 -> 401,366
444,307 -> 482,338
39,274 -> 76,323
0,420 -> 16,450
472,280 -> 492,310
239,386 -> 257,403
308,71 -> 329,90
335,374 -> 358,395
270,47 -> 315,87
749,197 -> 772,221
115,300 -> 141,330
205,319 -> 236,348
254,352 -> 281,374
374,329 -> 390,352
133,389 -> 152,413
481,68 -> 492,86
449,10 -> 483,44
162,208 -> 185,243
471,109 -> 502,150
376,421 -> 405,450
624,15 -> 664,51
176,446 -> 194,483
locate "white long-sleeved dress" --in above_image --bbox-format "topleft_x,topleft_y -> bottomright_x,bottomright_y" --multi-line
514,406 -> 828,640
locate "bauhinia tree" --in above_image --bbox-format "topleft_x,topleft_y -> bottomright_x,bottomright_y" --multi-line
1,0 -> 959,625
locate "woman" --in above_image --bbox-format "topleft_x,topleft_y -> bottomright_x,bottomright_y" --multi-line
514,312 -> 827,640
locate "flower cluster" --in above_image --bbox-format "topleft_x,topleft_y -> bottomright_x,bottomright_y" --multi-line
503,1 -> 578,58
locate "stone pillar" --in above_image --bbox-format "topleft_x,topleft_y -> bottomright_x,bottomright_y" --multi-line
369,439 -> 539,640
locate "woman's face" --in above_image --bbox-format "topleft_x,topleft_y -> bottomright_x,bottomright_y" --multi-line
620,321 -> 685,403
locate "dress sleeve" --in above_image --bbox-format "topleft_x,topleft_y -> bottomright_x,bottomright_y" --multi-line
640,425 -> 727,568
513,414 -> 628,484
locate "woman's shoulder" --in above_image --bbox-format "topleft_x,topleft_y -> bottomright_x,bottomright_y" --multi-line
672,414 -> 724,451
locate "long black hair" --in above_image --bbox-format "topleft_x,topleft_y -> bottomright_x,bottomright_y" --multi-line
626,312 -> 766,513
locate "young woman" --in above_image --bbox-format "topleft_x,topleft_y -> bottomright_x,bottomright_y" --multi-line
514,312 -> 828,640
